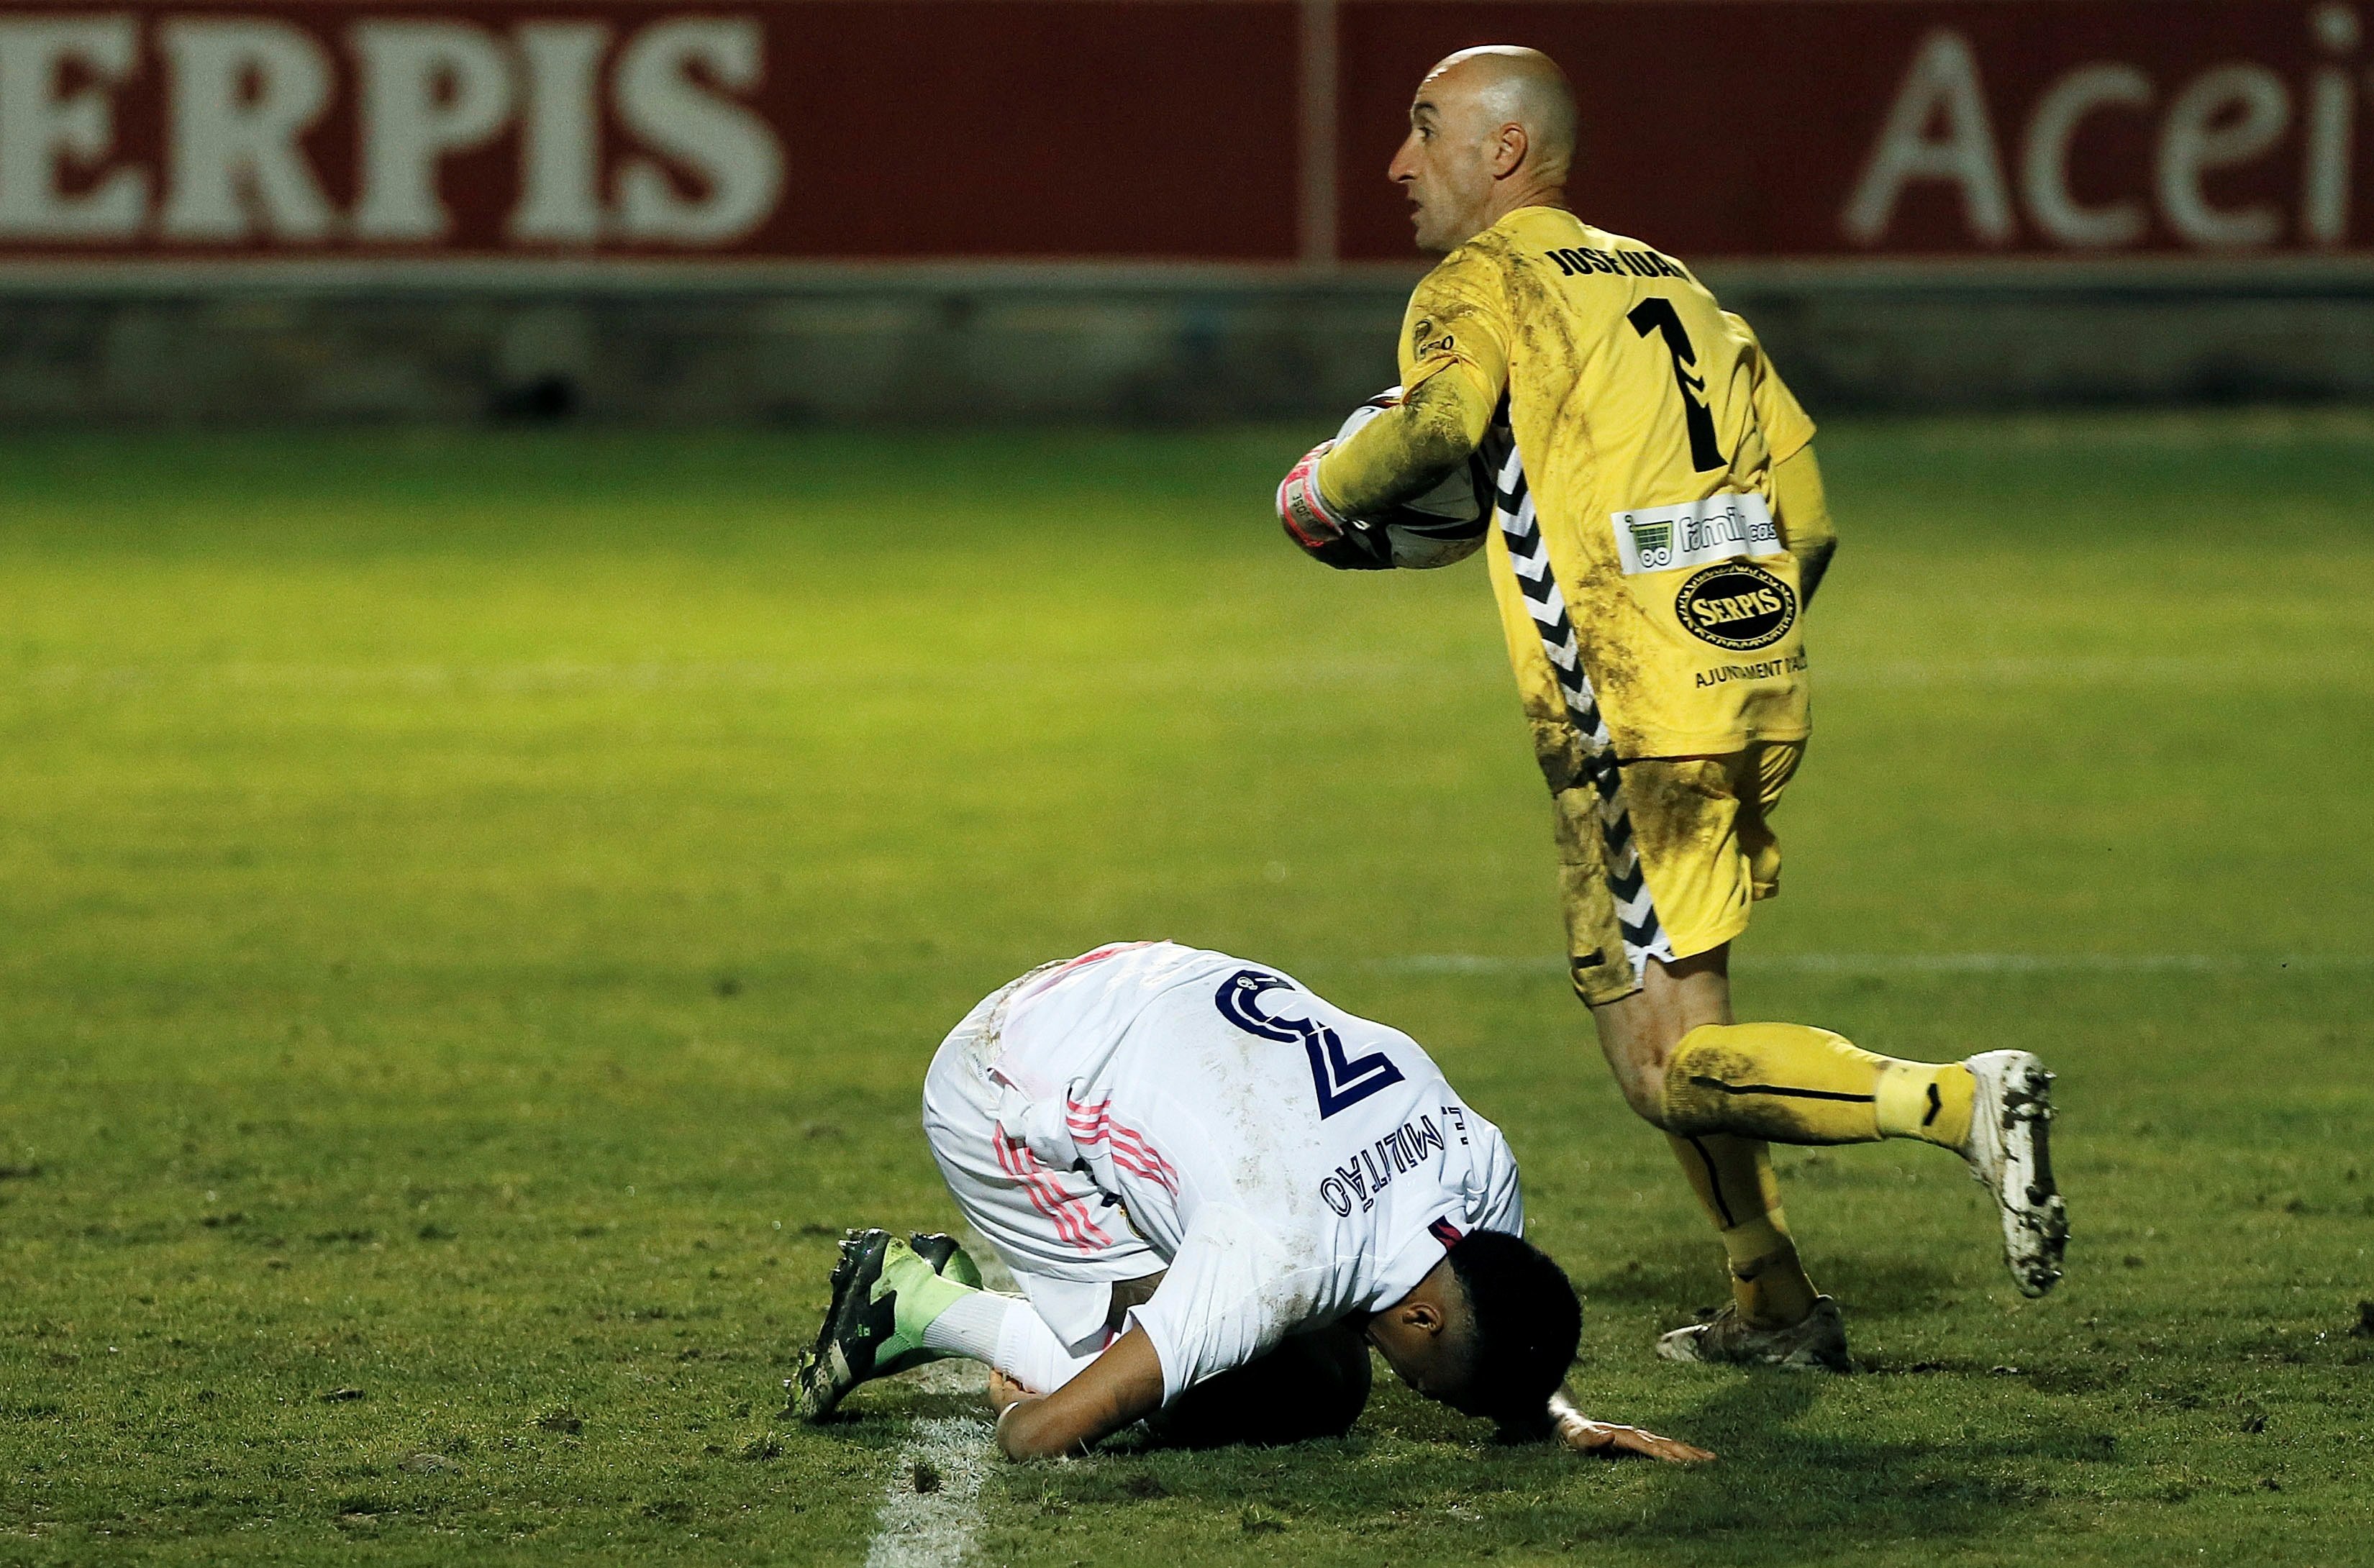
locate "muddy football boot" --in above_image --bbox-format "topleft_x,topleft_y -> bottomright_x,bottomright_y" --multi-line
786,1229 -> 975,1421
1960,1050 -> 2068,1298
1655,1295 -> 1852,1372
909,1231 -> 983,1290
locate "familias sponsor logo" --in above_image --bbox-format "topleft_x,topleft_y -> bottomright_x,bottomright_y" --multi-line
1611,493 -> 1781,575
1694,651 -> 1809,688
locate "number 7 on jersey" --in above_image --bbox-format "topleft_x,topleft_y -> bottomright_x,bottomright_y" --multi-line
1627,297 -> 1728,474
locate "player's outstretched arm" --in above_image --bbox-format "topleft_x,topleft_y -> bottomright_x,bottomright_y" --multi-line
1546,1390 -> 1716,1463
989,1326 -> 1165,1460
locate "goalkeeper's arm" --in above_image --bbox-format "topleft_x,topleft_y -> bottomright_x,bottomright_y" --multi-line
1771,444 -> 1837,608
1314,367 -> 1496,519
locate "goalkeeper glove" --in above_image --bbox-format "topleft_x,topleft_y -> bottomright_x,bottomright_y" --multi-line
1276,442 -> 1390,570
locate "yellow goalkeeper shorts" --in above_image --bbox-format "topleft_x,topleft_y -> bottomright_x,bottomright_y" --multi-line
1552,741 -> 1803,1006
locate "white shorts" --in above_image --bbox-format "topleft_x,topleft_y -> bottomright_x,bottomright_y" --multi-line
920,976 -> 1161,1351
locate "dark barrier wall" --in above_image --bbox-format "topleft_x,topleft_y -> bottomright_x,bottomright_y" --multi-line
1,0 -> 2368,268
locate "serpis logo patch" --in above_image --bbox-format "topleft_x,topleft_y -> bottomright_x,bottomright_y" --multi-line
1675,562 -> 1797,650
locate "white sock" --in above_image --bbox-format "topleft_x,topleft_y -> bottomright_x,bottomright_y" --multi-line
991,1303 -> 1101,1394
921,1290 -> 1012,1362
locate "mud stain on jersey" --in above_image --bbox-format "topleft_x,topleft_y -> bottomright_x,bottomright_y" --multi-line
1488,222 -> 1665,755
1528,714 -> 1587,793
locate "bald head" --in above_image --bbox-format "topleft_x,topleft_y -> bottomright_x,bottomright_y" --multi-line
1425,47 -> 1578,180
1388,45 -> 1578,253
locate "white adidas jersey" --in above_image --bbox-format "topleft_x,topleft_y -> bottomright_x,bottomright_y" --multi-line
943,941 -> 1524,1402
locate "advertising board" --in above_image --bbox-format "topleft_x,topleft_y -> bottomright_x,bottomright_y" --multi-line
0,1 -> 2363,274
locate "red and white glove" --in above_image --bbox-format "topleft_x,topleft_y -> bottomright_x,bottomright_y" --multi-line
1275,439 -> 1346,552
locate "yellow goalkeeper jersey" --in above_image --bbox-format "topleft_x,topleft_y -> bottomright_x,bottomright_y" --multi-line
1399,205 -> 1817,760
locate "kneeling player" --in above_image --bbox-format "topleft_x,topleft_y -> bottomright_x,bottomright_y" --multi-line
789,941 -> 1710,1462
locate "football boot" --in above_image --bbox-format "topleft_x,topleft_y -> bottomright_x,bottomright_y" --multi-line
786,1229 -> 974,1421
1655,1295 -> 1852,1372
909,1231 -> 984,1290
1960,1049 -> 2068,1297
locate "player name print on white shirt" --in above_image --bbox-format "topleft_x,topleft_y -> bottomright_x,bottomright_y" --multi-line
1611,492 -> 1782,575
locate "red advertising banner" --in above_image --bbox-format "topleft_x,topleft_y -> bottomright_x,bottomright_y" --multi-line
0,1 -> 1302,262
0,0 -> 2363,270
1337,0 -> 2372,261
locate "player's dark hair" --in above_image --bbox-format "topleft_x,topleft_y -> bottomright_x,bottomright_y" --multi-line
1443,1229 -> 1581,1433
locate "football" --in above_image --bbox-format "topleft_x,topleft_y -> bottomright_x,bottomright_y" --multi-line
1323,388 -> 1496,570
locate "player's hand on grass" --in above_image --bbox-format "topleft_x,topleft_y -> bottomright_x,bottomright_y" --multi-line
1558,1418 -> 1716,1463
986,1368 -> 1034,1414
1547,1394 -> 1714,1463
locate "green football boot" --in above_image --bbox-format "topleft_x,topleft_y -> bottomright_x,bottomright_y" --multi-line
786,1229 -> 980,1421
909,1231 -> 984,1290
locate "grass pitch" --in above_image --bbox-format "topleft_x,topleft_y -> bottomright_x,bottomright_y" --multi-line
1,413 -> 2370,1566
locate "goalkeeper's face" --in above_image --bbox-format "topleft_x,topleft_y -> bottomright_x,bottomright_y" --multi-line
1390,79 -> 1501,255
1390,47 -> 1578,255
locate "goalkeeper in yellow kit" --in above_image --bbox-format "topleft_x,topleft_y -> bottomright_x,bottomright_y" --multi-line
1275,47 -> 2067,1369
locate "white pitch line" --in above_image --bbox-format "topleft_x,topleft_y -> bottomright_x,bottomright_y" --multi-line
1760,952 -> 2374,975
859,1227 -> 1014,1568
21,650 -> 2366,696
863,1408 -> 993,1568
1383,952 -> 2374,977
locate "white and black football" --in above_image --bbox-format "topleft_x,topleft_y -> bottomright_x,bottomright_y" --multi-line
1329,388 -> 1494,570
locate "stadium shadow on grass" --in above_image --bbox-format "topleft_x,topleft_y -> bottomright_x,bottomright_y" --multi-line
1578,1254 -> 1711,1308
1645,1377 -> 2061,1547
985,1375 -> 2059,1560
1816,1256 -> 1968,1321
1581,1241 -> 1968,1341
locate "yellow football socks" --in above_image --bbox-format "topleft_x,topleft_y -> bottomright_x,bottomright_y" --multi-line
1668,1131 -> 1820,1327
1662,1021 -> 1975,1151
